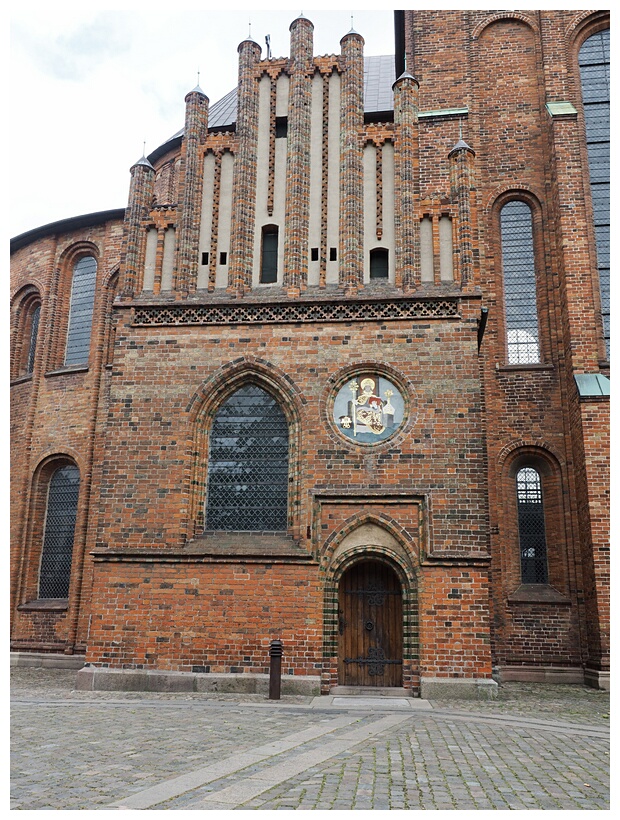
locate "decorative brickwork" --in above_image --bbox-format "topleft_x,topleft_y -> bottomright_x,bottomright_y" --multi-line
120,159 -> 154,298
283,17 -> 314,295
131,297 -> 459,326
175,87 -> 209,295
393,71 -> 421,291
339,30 -> 365,295
228,39 -> 262,296
449,139 -> 476,286
207,150 -> 223,291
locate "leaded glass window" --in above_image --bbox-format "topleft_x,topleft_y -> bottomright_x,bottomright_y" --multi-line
205,385 -> 289,531
39,465 -> 80,599
579,29 -> 610,356
65,256 -> 97,366
26,303 -> 40,374
500,201 -> 540,364
516,466 -> 548,584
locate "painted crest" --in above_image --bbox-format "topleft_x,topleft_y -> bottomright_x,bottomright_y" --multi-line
333,375 -> 405,443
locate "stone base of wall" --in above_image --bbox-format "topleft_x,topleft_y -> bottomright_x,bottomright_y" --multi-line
497,665 -> 585,685
584,667 -> 610,691
76,667 -> 321,696
420,677 -> 498,700
11,651 -> 86,670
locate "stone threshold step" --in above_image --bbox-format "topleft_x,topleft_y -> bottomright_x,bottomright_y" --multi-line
329,686 -> 412,698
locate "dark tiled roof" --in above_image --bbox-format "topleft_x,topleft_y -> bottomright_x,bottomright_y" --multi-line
160,55 -> 394,149
364,55 -> 395,113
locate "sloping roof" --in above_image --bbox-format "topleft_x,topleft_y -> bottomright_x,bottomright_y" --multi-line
159,54 -> 395,153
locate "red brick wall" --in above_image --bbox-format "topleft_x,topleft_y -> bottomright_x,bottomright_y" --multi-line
86,560 -> 322,674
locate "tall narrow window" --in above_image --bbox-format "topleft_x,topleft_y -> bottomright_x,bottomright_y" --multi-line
516,466 -> 548,584
260,226 -> 278,284
370,248 -> 389,279
500,201 -> 540,364
65,256 -> 97,366
579,29 -> 610,356
26,303 -> 40,374
38,465 -> 80,599
206,384 -> 289,531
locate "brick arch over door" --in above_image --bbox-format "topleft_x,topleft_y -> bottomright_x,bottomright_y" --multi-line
322,524 -> 419,693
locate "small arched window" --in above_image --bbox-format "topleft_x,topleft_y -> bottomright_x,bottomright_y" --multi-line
12,293 -> 42,378
260,226 -> 279,284
579,28 -> 610,356
516,466 -> 548,584
39,464 -> 80,599
500,201 -> 540,364
26,303 -> 41,374
370,248 -> 389,279
206,384 -> 289,531
65,255 -> 97,366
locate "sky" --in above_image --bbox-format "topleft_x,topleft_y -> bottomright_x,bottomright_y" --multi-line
10,3 -> 401,238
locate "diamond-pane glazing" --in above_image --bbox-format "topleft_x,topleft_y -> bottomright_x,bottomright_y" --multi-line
26,304 -> 40,374
516,467 -> 548,584
579,29 -> 610,356
39,465 -> 80,599
65,256 -> 97,366
205,385 -> 289,531
501,201 -> 540,364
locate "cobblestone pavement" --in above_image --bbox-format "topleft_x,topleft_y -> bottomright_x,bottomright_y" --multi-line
11,668 -> 610,810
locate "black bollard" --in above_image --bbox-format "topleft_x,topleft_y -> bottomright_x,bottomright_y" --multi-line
269,639 -> 283,700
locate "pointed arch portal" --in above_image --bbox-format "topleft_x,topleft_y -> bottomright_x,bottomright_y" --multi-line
338,559 -> 403,687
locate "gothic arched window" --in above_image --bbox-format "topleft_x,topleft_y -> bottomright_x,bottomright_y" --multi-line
500,201 -> 540,364
65,255 -> 97,366
205,384 -> 289,531
516,466 -> 548,584
39,464 -> 80,599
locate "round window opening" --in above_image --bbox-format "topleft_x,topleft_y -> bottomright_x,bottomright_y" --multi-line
332,374 -> 405,444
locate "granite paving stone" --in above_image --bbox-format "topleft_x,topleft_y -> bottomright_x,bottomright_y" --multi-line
11,667 -> 610,810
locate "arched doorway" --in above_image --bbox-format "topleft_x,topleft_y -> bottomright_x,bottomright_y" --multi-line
338,559 -> 403,687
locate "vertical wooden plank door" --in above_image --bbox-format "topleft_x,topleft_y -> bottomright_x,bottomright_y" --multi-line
338,560 -> 403,687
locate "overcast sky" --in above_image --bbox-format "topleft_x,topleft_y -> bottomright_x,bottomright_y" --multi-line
10,3 -> 402,238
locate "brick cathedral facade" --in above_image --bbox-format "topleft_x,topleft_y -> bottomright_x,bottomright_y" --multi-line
10,10 -> 609,696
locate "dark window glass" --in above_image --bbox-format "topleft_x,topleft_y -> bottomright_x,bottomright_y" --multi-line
205,385 -> 288,531
311,247 -> 319,262
500,201 -> 540,364
201,252 -> 209,265
39,465 -> 80,599
370,248 -> 389,279
65,256 -> 97,366
579,29 -> 610,356
275,117 -> 288,138
26,303 -> 40,374
260,227 -> 278,284
219,251 -> 227,265
329,247 -> 337,262
516,467 -> 548,584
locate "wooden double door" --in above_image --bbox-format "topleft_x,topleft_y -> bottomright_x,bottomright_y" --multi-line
338,560 -> 403,687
